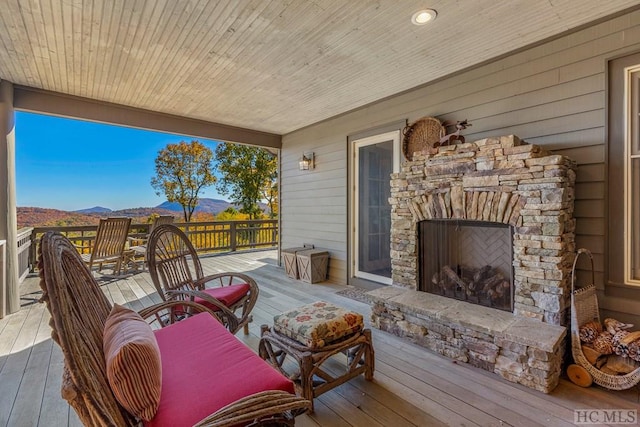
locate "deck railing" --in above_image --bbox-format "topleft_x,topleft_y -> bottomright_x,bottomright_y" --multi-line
17,227 -> 33,281
28,219 -> 278,273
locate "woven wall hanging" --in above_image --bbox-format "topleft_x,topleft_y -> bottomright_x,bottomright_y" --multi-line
402,116 -> 445,160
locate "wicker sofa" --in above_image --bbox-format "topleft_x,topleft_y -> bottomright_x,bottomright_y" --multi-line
38,231 -> 309,426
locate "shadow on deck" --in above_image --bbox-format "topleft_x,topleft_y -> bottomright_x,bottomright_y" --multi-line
1,249 -> 638,426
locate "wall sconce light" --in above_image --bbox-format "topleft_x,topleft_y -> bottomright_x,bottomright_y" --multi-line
299,152 -> 315,170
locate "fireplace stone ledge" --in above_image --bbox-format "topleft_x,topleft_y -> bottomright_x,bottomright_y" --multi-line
366,287 -> 566,393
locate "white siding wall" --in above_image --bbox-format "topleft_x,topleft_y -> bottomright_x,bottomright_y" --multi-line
281,10 -> 640,322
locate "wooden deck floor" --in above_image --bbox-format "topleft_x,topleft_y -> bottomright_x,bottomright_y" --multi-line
1,249 -> 638,427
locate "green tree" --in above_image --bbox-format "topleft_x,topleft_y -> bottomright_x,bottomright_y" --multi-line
214,143 -> 277,219
151,140 -> 216,222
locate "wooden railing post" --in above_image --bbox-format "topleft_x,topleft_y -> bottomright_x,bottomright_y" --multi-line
230,222 -> 237,252
250,221 -> 256,248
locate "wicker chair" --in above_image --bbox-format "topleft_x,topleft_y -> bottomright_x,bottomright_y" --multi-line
38,231 -> 310,426
147,224 -> 259,335
78,217 -> 131,274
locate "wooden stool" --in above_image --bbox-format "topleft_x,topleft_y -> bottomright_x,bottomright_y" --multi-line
259,301 -> 374,412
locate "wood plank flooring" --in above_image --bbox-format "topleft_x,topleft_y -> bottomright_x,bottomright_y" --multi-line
0,249 -> 638,427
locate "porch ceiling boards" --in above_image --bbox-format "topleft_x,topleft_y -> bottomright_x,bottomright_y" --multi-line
0,1 -> 639,135
1,250 -> 638,426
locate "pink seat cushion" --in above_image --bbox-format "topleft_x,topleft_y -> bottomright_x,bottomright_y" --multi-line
145,313 -> 293,427
195,283 -> 250,311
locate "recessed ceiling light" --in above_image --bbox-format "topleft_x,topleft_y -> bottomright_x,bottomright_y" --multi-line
411,9 -> 437,25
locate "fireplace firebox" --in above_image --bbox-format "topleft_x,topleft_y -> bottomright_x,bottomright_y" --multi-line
419,220 -> 513,312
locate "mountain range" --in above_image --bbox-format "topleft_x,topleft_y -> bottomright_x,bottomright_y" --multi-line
75,198 -> 235,215
17,198 -> 263,228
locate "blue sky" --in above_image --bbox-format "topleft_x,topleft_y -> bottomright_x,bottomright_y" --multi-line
15,112 -> 226,211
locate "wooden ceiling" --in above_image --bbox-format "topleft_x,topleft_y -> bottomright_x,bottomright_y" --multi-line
1,0 -> 638,135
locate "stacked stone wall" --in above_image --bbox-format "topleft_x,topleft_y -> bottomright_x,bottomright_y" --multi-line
368,287 -> 566,393
390,135 -> 576,325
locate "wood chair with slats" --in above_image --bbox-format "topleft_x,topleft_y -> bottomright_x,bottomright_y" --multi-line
78,217 -> 131,275
147,224 -> 259,335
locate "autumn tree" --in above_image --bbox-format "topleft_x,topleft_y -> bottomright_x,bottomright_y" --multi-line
214,143 -> 277,219
216,207 -> 249,221
262,179 -> 278,219
151,140 -> 216,222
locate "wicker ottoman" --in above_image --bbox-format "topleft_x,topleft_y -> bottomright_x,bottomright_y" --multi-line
259,301 -> 374,412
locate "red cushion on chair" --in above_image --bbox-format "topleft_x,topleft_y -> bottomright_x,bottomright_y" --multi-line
194,283 -> 251,310
145,313 -> 293,427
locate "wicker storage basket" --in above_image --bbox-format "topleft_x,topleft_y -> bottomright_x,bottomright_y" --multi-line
570,248 -> 640,389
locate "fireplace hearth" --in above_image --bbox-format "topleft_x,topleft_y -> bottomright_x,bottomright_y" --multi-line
369,135 -> 575,393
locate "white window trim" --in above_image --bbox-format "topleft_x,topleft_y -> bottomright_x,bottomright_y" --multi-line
624,64 -> 640,286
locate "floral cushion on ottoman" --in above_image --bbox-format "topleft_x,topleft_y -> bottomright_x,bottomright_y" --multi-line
273,301 -> 364,349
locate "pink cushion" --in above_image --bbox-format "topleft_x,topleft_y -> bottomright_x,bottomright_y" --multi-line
145,313 -> 294,427
194,283 -> 250,311
103,304 -> 162,421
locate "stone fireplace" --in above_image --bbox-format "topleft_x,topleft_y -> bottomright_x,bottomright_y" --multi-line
368,135 -> 576,392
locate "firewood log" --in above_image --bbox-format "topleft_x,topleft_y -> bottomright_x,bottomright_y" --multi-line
481,273 -> 504,293
459,266 -> 475,281
620,331 -> 640,345
604,318 -> 634,335
604,355 -> 640,374
473,265 -> 492,283
432,272 -> 447,293
598,365 -> 618,376
593,332 -> 614,354
468,280 -> 477,292
432,272 -> 440,286
595,355 -> 608,369
581,345 -> 603,366
442,265 -> 468,292
579,321 -> 603,343
495,280 -> 510,298
628,340 -> 640,362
